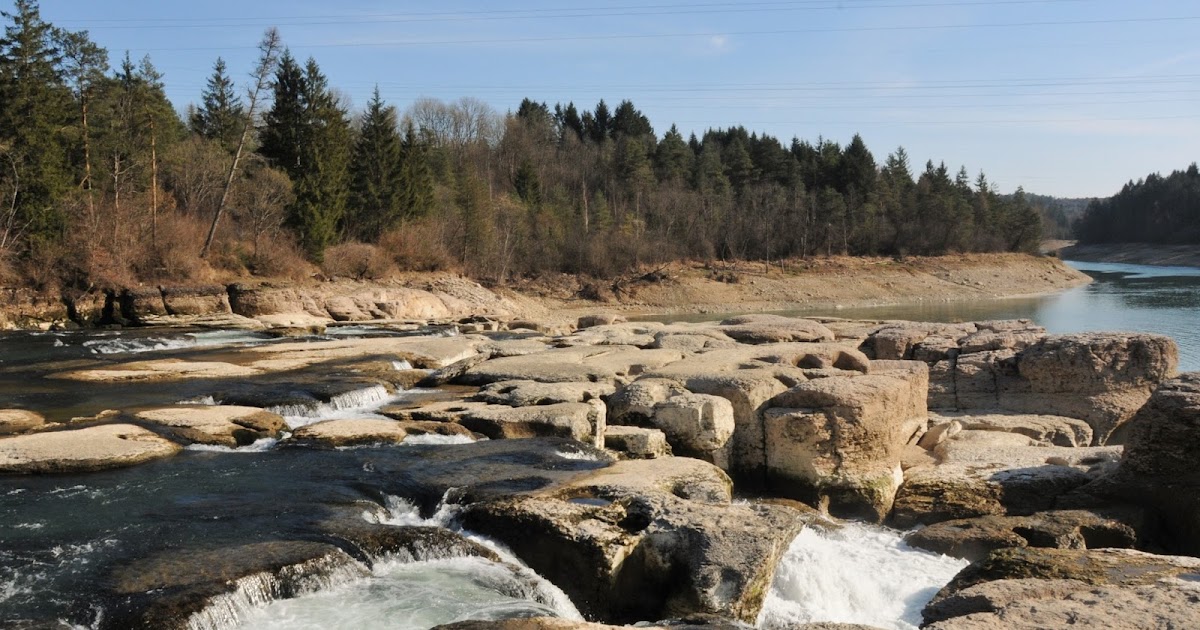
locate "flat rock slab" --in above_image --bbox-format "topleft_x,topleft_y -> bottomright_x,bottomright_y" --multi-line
0,424 -> 181,473
460,345 -> 685,386
289,418 -> 474,448
135,405 -> 286,447
0,409 -> 46,435
718,314 -> 836,344
50,359 -> 261,383
929,411 -> 1093,447
476,380 -> 616,406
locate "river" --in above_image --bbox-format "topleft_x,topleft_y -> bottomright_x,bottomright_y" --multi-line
1,258 -> 1195,628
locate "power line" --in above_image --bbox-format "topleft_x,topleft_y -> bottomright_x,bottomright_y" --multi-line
134,15 -> 1200,51
60,0 -> 1086,28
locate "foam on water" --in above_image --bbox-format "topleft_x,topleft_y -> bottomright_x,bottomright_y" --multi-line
184,437 -> 282,453
758,522 -> 968,630
81,330 -> 273,355
270,385 -> 399,429
223,495 -> 580,629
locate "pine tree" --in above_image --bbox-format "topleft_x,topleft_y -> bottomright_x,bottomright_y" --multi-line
258,50 -> 305,177
398,120 -> 434,221
190,57 -> 243,152
513,158 -> 541,208
654,124 -> 693,183
347,86 -> 402,241
58,28 -> 107,221
0,0 -> 74,246
287,57 -> 351,260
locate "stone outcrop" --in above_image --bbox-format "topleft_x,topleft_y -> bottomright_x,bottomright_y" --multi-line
475,380 -> 615,406
891,430 -> 1122,528
458,401 -> 606,448
161,286 -> 231,316
1081,373 -> 1200,555
458,345 -> 685,386
0,424 -> 181,473
0,409 -> 47,435
288,418 -> 475,447
922,548 -> 1200,629
717,314 -> 835,344
929,411 -> 1093,447
761,360 -> 928,521
905,509 -> 1139,562
604,426 -> 671,459
458,457 -> 811,624
134,405 -> 285,447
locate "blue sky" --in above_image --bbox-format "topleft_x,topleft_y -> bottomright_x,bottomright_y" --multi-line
40,0 -> 1200,197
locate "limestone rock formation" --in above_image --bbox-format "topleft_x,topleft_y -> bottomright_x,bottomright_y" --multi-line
905,509 -> 1138,562
922,548 -> 1200,629
0,409 -> 47,435
134,405 -> 285,447
0,424 -> 181,473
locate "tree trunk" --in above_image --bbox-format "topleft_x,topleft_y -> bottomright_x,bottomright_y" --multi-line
149,118 -> 158,247
81,96 -> 95,224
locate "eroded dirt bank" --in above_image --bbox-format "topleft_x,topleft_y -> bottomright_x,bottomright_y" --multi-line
0,253 -> 1090,331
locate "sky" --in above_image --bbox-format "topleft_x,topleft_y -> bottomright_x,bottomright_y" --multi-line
38,0 -> 1200,198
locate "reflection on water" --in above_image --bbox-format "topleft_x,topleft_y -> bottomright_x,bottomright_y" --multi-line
647,260 -> 1200,373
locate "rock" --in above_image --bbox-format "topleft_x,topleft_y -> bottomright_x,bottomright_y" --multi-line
604,426 -> 670,459
161,285 -> 231,316
559,323 -> 660,348
932,411 -> 1093,447
1089,373 -> 1200,555
0,424 -> 181,473
459,401 -> 606,448
718,314 -> 835,344
922,548 -> 1200,629
416,352 -> 491,387
50,358 -> 262,383
433,621 -> 619,630
245,335 -> 484,373
291,418 -> 408,447
643,343 -> 871,481
762,363 -> 928,521
118,287 -> 168,321
134,405 -> 285,447
102,540 -> 366,630
918,420 -> 962,450
578,314 -> 627,329
890,430 -> 1122,528
476,380 -> 616,406
905,509 -> 1139,562
458,458 -> 806,624
459,345 -> 685,386
1011,333 -> 1179,443
227,283 -> 315,317
0,409 -> 46,435
651,393 -> 736,457
379,400 -> 493,424
607,378 -> 691,426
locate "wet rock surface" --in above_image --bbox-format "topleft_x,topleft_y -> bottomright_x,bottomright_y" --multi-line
0,424 -> 182,473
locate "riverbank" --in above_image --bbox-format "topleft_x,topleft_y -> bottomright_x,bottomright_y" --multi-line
1054,242 -> 1200,268
0,253 -> 1090,331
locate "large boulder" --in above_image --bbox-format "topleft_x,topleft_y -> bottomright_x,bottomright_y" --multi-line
458,458 -> 810,625
905,509 -> 1139,562
890,430 -> 1122,528
134,405 -> 285,447
1087,373 -> 1200,555
160,285 -> 231,316
649,393 -> 736,458
761,361 -> 928,521
459,401 -> 606,448
475,380 -> 615,406
0,424 -> 181,473
922,548 -> 1200,629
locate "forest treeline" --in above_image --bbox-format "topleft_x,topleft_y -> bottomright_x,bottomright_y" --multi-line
1076,164 -> 1200,245
0,2 -> 1046,291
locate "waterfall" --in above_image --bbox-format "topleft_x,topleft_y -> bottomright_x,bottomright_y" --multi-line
758,522 -> 968,630
269,385 -> 396,428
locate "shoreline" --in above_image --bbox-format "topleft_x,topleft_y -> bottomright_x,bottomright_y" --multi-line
1053,242 -> 1200,269
0,253 -> 1092,331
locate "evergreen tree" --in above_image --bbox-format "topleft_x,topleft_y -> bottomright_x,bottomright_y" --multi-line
287,58 -> 351,260
347,86 -> 402,241
587,99 -> 610,144
513,158 -> 541,208
398,120 -> 434,221
654,124 -> 693,184
0,0 -> 73,246
258,50 -> 305,177
189,57 -> 243,152
58,28 -> 106,219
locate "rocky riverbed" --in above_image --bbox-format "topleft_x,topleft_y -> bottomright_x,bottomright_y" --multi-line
2,310 -> 1198,629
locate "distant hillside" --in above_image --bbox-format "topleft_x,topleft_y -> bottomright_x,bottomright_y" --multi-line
1076,164 -> 1200,244
1008,193 -> 1101,240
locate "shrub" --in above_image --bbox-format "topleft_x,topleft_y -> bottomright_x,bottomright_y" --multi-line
321,242 -> 394,280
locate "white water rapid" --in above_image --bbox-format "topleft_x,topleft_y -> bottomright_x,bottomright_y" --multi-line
227,495 -> 582,630
758,522 -> 969,630
269,385 -> 399,429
